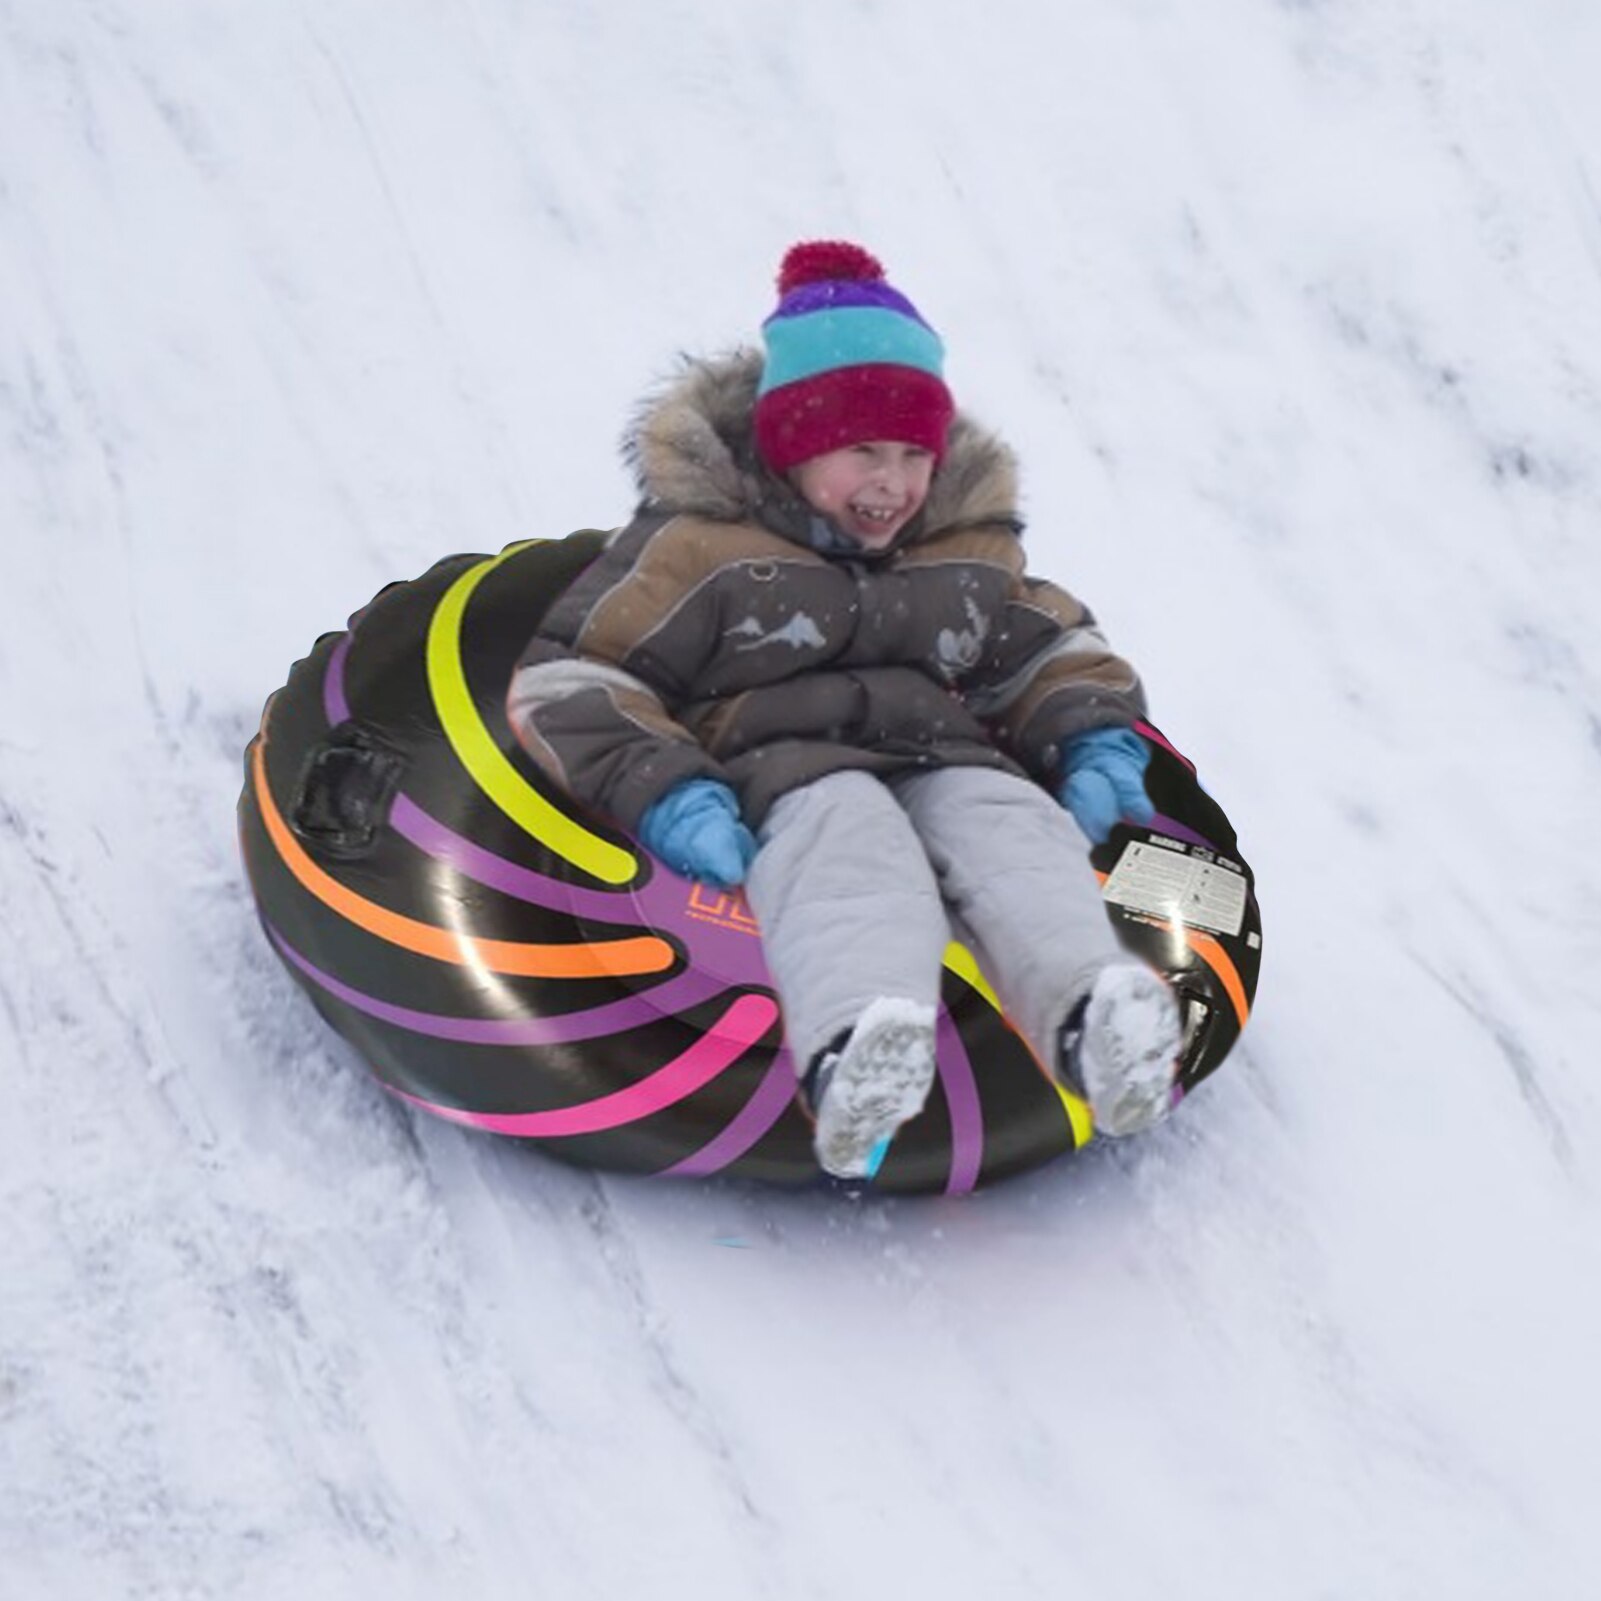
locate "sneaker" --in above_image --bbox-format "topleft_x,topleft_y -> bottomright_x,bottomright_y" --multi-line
802,998 -> 938,1181
1058,964 -> 1182,1138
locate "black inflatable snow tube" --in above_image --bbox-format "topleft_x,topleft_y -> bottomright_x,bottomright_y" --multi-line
239,533 -> 1262,1193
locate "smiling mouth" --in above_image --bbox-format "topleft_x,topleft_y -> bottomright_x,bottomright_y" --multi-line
850,505 -> 902,525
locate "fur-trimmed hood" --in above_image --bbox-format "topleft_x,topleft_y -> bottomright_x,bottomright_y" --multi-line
622,349 -> 1022,542
512,350 -> 1147,831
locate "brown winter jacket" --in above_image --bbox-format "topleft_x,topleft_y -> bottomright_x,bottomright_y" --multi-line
508,351 -> 1147,830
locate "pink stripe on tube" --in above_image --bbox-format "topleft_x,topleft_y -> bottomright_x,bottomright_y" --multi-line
1134,718 -> 1195,773
392,992 -> 781,1137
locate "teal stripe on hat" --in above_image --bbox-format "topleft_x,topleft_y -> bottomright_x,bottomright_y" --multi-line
759,306 -> 945,395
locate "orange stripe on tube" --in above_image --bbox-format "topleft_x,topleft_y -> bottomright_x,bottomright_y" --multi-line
1091,870 -> 1250,1027
250,741 -> 673,980
1181,929 -> 1251,1028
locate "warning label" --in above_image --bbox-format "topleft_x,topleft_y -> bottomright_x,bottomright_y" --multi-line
1101,838 -> 1248,937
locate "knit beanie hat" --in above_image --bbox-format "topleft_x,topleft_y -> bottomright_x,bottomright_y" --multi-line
753,241 -> 955,473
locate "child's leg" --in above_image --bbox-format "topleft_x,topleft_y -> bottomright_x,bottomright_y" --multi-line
891,765 -> 1129,1065
746,770 -> 948,1071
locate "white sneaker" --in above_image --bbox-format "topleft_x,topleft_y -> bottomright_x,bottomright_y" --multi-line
806,998 -> 938,1180
1060,965 -> 1182,1138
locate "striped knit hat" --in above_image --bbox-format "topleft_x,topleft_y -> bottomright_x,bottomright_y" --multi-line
753,241 -> 955,473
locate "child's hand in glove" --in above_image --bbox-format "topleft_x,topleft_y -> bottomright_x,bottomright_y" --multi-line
638,778 -> 758,888
1058,728 -> 1154,844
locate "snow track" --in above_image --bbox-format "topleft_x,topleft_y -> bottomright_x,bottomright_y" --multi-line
3,2 -> 1599,1596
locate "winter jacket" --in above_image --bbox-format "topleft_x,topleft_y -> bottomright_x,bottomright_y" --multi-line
507,351 -> 1147,831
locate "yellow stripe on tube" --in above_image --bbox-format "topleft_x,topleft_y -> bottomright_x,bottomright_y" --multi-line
942,941 -> 1000,1009
943,941 -> 1094,1147
426,552 -> 637,886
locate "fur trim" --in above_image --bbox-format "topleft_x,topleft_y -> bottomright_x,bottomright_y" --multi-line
622,350 -> 1021,536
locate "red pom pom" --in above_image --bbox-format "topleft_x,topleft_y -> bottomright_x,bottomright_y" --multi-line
776,240 -> 885,296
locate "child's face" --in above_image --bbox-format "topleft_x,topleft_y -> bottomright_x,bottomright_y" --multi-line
790,441 -> 936,550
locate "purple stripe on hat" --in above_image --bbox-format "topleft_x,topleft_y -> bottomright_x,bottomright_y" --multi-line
768,279 -> 931,327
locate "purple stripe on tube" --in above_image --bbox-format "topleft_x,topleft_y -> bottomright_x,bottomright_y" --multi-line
325,632 -> 354,723
936,1009 -> 984,1196
1146,814 -> 1221,853
390,794 -> 643,924
662,1049 -> 800,1178
268,922 -> 726,1045
324,627 -> 645,922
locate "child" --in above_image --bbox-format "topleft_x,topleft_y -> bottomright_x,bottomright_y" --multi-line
508,241 -> 1182,1180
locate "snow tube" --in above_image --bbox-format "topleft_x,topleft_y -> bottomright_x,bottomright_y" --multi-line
239,533 -> 1262,1194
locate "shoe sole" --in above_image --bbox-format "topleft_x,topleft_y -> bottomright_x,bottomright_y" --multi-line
1077,966 -> 1183,1138
813,1001 -> 938,1181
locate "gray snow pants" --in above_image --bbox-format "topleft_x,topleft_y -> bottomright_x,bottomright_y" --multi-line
743,766 -> 1128,1073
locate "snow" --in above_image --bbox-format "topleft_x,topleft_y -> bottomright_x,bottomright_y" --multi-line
4,1 -> 1600,1596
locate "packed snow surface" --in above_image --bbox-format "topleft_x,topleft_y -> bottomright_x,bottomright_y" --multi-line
3,3 -> 1599,1597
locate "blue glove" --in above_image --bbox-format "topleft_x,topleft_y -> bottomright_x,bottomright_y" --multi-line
638,778 -> 757,888
1058,727 -> 1155,844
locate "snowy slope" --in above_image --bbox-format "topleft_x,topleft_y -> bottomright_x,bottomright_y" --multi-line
4,2 -> 1600,1596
